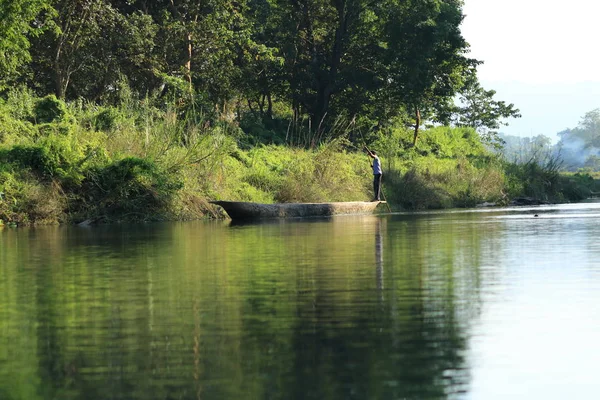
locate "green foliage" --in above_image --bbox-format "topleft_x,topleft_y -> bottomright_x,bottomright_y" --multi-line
418,127 -> 485,158
0,86 -> 38,143
0,145 -> 61,180
0,164 -> 67,225
502,156 -> 561,201
238,113 -> 287,147
12,0 -> 478,135
0,0 -> 524,152
0,112 -> 36,144
203,141 -> 371,205
76,157 -> 183,222
3,86 -> 37,120
556,174 -> 591,201
384,156 -> 506,210
0,133 -> 88,184
1,90 -> 593,225
243,140 -> 370,203
33,95 -> 71,124
0,0 -> 55,88
94,107 -> 122,132
383,0 -> 477,145
445,70 -> 521,146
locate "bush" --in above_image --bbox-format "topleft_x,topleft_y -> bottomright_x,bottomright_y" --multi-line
274,140 -> 370,202
4,86 -> 36,121
74,157 -> 183,222
555,172 -> 600,202
503,158 -> 560,201
0,131 -> 90,184
386,167 -> 453,210
94,107 -> 122,132
238,113 -> 287,147
0,169 -> 66,224
0,112 -> 36,143
382,155 -> 506,210
33,95 -> 72,124
0,145 -> 60,180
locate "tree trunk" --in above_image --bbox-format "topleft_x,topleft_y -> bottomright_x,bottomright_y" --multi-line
313,1 -> 349,133
54,68 -> 67,99
412,106 -> 421,146
266,93 -> 273,119
168,1 -> 194,95
186,31 -> 193,93
258,94 -> 265,114
54,54 -> 70,98
247,99 -> 256,116
54,32 -> 67,98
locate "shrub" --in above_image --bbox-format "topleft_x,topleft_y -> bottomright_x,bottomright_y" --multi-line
0,112 -> 36,143
0,145 -> 59,180
75,157 -> 183,222
94,107 -> 122,132
0,169 -> 66,224
0,131 -> 90,185
274,140 -> 370,203
4,86 -> 36,121
555,172 -> 600,202
238,113 -> 286,147
503,158 -> 560,201
33,95 -> 72,124
382,154 -> 507,210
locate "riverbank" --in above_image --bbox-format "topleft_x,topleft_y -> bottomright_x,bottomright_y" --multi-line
0,94 -> 598,226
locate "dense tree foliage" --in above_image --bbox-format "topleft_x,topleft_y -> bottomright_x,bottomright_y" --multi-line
447,70 -> 521,147
0,0 -> 522,144
0,0 -> 54,89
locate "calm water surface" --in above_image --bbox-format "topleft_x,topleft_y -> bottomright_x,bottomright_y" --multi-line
2,201 -> 600,400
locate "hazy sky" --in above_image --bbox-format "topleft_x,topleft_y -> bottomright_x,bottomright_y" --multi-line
460,1 -> 600,141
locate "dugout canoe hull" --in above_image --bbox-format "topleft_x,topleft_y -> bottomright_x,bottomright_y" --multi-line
210,201 -> 385,221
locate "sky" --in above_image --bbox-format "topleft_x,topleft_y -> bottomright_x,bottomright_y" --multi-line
460,0 -> 600,142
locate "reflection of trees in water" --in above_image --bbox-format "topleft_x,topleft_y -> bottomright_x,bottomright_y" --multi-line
1,215 -> 492,399
280,216 -> 472,399
376,218 -> 384,296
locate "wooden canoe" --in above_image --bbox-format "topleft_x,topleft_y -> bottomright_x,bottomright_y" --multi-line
210,200 -> 385,220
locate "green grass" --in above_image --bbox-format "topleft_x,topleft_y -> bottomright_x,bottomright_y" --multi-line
1,90 -> 596,225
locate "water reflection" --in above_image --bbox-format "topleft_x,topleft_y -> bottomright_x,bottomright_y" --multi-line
1,216 -> 474,399
4,204 -> 600,399
375,218 -> 384,300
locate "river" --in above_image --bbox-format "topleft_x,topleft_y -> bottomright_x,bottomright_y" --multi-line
2,201 -> 600,399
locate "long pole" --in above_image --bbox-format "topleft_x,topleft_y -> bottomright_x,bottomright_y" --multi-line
378,179 -> 391,213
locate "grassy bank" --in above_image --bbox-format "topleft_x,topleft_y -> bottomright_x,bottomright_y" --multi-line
0,92 -> 598,225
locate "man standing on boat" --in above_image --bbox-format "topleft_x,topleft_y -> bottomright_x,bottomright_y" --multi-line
366,148 -> 382,201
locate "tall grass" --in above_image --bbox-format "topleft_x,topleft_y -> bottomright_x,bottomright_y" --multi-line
382,157 -> 506,210
1,89 -> 597,224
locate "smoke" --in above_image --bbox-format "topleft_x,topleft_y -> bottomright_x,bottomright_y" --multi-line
557,136 -> 600,171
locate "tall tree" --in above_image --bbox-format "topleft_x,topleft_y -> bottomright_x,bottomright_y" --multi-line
251,0 -> 476,143
147,0 -> 256,109
384,0 -> 476,146
251,0 -> 392,131
0,0 -> 54,89
447,69 -> 521,147
30,0 -> 160,100
30,0 -> 115,98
